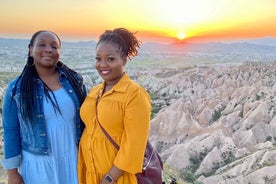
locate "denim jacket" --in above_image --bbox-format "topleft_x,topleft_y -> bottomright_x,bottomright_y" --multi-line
1,69 -> 86,169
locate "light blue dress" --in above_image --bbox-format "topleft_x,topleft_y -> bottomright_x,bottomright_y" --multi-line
19,88 -> 78,184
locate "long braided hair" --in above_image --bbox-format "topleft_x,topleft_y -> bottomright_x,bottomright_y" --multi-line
12,30 -> 85,122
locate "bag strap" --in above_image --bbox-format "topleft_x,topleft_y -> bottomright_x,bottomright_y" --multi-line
95,94 -> 120,150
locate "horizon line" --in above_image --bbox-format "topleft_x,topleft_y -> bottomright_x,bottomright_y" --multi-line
1,35 -> 276,45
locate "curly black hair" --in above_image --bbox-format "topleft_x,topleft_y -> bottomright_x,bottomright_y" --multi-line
96,27 -> 141,60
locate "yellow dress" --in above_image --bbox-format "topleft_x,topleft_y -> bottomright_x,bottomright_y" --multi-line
78,73 -> 151,184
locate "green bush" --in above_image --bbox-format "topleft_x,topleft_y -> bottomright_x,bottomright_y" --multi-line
210,106 -> 226,123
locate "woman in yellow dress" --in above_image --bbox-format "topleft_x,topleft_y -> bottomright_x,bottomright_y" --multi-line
78,28 -> 151,184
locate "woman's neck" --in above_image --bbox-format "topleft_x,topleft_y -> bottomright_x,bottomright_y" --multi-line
103,72 -> 125,93
105,72 -> 124,86
37,68 -> 61,91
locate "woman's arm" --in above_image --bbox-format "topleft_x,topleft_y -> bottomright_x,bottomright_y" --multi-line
7,169 -> 24,184
101,165 -> 123,184
114,86 -> 151,174
1,81 -> 22,168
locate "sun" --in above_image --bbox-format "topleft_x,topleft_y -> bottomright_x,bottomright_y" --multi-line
177,33 -> 186,40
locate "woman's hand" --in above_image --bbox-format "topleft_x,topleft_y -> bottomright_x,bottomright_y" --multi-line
100,177 -> 117,184
7,169 -> 24,184
100,165 -> 123,184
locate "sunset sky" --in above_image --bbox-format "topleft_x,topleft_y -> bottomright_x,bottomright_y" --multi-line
1,0 -> 276,43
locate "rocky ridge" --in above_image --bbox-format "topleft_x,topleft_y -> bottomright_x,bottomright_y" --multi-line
135,62 -> 276,184
0,62 -> 275,184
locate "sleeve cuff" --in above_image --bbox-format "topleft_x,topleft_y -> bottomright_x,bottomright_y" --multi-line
0,155 -> 21,169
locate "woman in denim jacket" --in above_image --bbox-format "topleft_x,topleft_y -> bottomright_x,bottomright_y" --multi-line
1,30 -> 86,184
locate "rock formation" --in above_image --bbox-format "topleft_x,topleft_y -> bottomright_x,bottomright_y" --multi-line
142,62 -> 276,184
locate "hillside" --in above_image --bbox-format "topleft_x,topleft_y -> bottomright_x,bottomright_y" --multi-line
0,37 -> 276,183
137,62 -> 275,184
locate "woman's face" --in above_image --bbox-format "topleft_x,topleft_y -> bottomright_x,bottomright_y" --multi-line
95,42 -> 126,85
29,32 -> 60,69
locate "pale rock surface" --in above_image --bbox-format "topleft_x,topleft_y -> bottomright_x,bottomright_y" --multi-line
144,62 -> 276,183
1,61 -> 275,184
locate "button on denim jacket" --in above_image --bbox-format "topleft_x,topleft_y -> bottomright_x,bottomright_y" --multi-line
1,69 -> 86,169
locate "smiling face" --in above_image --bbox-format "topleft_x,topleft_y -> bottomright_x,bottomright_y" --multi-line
29,31 -> 60,69
95,42 -> 127,86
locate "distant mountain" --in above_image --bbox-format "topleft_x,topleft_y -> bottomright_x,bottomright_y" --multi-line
0,38 -> 96,48
61,40 -> 97,48
238,37 -> 276,46
0,38 -> 29,47
2,37 -> 276,56
140,41 -> 168,51
141,40 -> 276,55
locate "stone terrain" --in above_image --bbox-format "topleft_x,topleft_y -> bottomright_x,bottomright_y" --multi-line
0,37 -> 276,183
139,62 -> 276,184
0,62 -> 275,183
